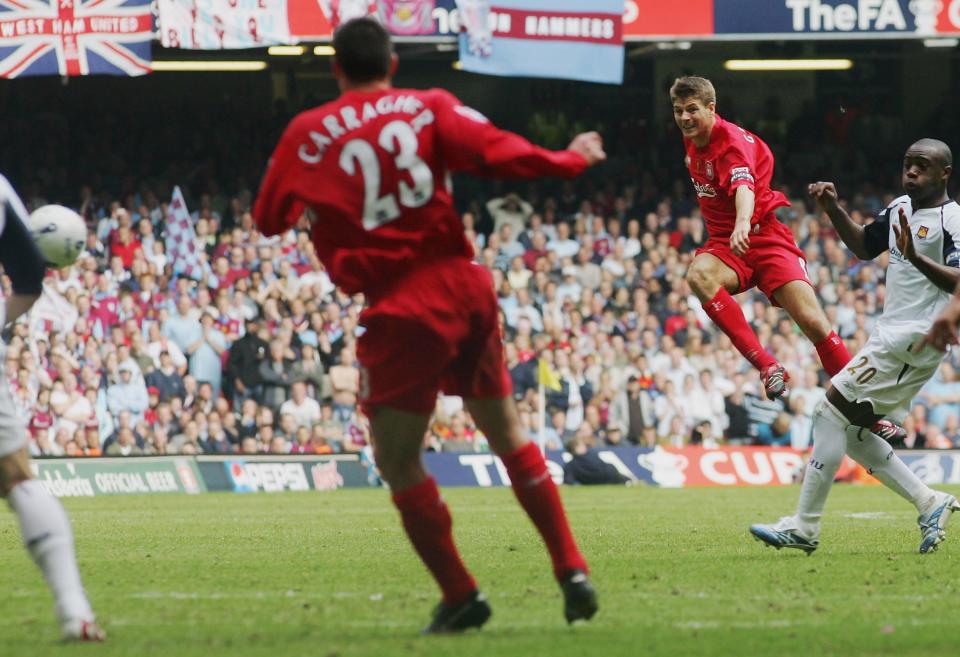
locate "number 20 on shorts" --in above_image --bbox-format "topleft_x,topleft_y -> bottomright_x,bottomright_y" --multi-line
845,355 -> 877,385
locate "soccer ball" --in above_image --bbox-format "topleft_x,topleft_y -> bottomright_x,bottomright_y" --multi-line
28,205 -> 87,269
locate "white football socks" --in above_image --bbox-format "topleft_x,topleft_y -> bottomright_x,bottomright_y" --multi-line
845,426 -> 938,515
795,399 -> 849,538
7,479 -> 94,624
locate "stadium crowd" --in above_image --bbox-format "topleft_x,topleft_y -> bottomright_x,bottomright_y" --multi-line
6,97 -> 960,458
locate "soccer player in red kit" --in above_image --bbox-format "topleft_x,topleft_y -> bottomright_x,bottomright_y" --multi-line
254,18 -> 602,633
673,77 -> 903,439
673,76 -> 849,397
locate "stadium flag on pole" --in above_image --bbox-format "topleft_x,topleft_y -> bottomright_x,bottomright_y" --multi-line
0,0 -> 153,78
165,187 -> 207,281
158,0 -> 294,49
456,0 -> 624,84
537,358 -> 562,392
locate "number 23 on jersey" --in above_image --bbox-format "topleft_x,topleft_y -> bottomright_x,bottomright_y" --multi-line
339,120 -> 435,231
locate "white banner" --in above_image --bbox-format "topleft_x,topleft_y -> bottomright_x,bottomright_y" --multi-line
158,0 -> 293,50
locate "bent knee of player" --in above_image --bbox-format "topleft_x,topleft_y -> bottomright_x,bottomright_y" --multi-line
0,448 -> 33,498
685,259 -> 719,298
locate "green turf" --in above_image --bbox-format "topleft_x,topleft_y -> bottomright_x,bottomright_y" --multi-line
1,485 -> 959,657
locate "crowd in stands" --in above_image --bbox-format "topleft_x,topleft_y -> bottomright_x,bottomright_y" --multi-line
6,93 -> 960,458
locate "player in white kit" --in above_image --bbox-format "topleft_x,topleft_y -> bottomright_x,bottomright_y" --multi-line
0,176 -> 104,640
751,139 -> 960,555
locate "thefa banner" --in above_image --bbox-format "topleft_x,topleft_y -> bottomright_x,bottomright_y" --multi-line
0,0 -> 152,78
456,0 -> 623,84
158,0 -> 294,49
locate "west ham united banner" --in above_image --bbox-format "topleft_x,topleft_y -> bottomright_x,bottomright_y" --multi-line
456,0 -> 624,84
0,0 -> 152,78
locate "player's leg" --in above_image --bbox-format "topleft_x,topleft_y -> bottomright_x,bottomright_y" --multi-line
465,396 -> 597,623
368,405 -> 490,631
749,391 -> 851,553
772,280 -> 851,377
447,263 -> 596,623
686,251 -> 785,395
0,447 -> 103,641
358,301 -> 490,633
836,360 -> 959,553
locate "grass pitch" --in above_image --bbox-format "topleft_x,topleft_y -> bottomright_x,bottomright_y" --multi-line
1,485 -> 959,657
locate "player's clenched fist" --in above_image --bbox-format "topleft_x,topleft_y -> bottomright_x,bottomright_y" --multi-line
568,132 -> 606,166
808,181 -> 839,213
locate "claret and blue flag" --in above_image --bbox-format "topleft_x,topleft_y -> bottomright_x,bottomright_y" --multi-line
0,0 -> 152,78
457,0 -> 624,85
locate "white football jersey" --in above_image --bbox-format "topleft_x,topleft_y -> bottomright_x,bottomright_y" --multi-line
864,195 -> 960,353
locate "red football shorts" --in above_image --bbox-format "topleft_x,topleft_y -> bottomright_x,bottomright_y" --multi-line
695,217 -> 810,304
357,257 -> 512,416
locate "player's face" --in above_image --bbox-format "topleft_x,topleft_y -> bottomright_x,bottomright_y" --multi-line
902,150 -> 948,201
673,96 -> 715,142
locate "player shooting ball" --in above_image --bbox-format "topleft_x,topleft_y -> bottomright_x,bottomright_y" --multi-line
672,75 -> 902,440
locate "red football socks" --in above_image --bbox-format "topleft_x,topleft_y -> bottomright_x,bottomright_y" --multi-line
704,288 -> 777,371
392,477 -> 476,606
815,331 -> 852,377
501,442 -> 588,579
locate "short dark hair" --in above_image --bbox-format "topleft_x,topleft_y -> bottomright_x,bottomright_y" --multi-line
333,17 -> 393,83
670,76 -> 716,105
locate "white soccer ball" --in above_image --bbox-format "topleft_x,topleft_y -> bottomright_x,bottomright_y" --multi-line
27,204 -> 87,269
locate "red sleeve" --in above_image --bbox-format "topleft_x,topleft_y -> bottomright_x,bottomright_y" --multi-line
718,133 -> 758,197
431,90 -> 587,179
253,120 -> 307,237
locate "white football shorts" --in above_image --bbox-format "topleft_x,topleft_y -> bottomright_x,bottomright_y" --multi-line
831,329 -> 944,423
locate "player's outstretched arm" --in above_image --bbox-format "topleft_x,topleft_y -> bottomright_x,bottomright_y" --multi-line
809,181 -> 871,259
892,206 -> 960,294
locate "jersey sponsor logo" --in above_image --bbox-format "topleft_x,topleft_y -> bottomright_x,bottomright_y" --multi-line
917,225 -> 929,238
730,166 -> 754,184
691,178 -> 717,198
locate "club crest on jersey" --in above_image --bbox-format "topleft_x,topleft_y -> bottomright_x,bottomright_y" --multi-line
705,161 -> 715,180
917,225 -> 929,238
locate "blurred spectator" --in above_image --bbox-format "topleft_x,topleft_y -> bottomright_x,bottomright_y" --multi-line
107,363 -> 149,425
226,316 -> 268,406
487,193 -> 533,235
145,351 -> 186,402
329,347 -> 359,423
259,340 -> 294,411
609,375 -> 655,447
280,381 -> 321,429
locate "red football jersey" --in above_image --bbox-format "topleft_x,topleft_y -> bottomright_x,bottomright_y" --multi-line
684,114 -> 789,238
254,87 -> 586,297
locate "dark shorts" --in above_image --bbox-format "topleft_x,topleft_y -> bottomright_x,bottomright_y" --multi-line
357,258 -> 512,416
696,219 -> 810,304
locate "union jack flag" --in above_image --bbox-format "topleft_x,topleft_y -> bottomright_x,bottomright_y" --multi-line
0,0 -> 152,78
